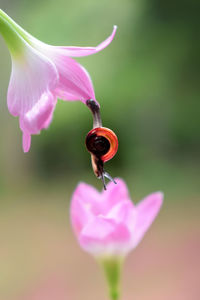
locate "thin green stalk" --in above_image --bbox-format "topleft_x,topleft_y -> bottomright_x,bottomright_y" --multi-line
0,9 -> 29,56
102,258 -> 122,300
0,9 -> 30,41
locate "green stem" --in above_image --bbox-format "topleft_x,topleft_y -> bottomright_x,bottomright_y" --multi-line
102,258 -> 122,300
0,9 -> 28,56
0,9 -> 30,40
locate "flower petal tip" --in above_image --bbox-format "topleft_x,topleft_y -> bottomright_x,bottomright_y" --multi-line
154,191 -> 164,206
22,132 -> 31,153
75,182 -> 91,193
110,25 -> 117,41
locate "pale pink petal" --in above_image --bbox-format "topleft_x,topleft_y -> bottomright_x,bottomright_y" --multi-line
51,55 -> 96,103
52,26 -> 117,57
106,201 -> 136,229
102,178 -> 132,211
20,91 -> 56,133
20,91 -> 57,152
22,132 -> 31,153
79,216 -> 131,256
133,192 -> 163,248
71,182 -> 136,255
70,180 -> 164,257
71,182 -> 109,220
32,26 -> 117,104
71,182 -> 101,207
8,45 -> 58,116
70,183 -> 100,234
7,42 -> 58,151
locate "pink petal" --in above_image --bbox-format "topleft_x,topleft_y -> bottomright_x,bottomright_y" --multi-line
70,183 -> 101,234
37,26 -> 117,104
106,201 -> 136,229
22,131 -> 31,153
52,55 -> 96,103
7,43 -> 58,151
102,178 -> 132,211
8,46 -> 58,116
20,91 -> 57,152
133,192 -> 164,248
70,181 -> 164,257
79,216 -> 131,256
26,26 -> 116,104
53,26 -> 117,57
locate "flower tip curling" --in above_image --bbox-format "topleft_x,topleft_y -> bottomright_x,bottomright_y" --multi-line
113,25 -> 118,32
109,25 -> 117,42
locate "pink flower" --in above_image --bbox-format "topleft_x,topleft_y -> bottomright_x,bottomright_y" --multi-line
70,178 -> 163,258
71,179 -> 163,299
0,9 -> 116,152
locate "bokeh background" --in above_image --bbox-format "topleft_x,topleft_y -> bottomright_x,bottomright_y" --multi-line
0,0 -> 200,299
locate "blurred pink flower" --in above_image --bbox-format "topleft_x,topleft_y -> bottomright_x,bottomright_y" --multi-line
0,9 -> 116,152
70,178 -> 163,257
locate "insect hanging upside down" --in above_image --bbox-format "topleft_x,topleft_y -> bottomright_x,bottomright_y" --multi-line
85,99 -> 118,190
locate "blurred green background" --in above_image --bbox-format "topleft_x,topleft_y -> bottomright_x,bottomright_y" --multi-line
0,0 -> 200,299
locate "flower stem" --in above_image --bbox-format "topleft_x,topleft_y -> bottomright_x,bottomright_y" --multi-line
0,9 -> 30,40
0,9 -> 28,56
102,258 -> 122,300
